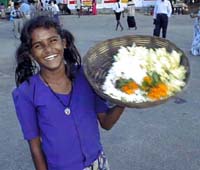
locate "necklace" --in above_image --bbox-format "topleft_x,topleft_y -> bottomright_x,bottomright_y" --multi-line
41,76 -> 73,116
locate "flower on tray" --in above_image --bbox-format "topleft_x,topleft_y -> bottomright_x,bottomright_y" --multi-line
102,43 -> 187,103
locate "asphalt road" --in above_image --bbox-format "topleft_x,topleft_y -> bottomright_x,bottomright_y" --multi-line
0,13 -> 200,170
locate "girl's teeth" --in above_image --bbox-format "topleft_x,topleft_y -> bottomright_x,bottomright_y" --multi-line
45,55 -> 56,60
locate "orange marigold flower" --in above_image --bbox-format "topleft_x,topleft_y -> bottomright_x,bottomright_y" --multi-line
143,76 -> 153,85
121,85 -> 128,91
120,81 -> 139,94
147,83 -> 168,100
127,81 -> 139,90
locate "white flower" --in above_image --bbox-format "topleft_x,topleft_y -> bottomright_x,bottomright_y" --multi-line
102,43 -> 187,103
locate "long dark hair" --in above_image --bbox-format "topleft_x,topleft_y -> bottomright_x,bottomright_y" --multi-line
15,15 -> 81,86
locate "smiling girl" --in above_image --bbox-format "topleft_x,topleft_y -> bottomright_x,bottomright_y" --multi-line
12,16 -> 125,170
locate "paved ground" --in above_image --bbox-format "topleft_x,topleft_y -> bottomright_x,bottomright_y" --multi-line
0,13 -> 200,170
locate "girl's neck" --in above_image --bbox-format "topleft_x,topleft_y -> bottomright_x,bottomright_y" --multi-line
40,65 -> 72,94
40,63 -> 67,82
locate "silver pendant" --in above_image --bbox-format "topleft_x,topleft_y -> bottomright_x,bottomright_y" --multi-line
64,107 -> 71,115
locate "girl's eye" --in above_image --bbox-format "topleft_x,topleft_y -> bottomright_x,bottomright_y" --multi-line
50,38 -> 58,43
33,44 -> 42,49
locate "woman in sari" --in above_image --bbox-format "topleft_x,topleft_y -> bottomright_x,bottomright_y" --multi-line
126,0 -> 137,30
191,10 -> 200,56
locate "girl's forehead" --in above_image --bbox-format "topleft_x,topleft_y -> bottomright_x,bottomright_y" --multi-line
32,27 -> 58,35
31,27 -> 59,41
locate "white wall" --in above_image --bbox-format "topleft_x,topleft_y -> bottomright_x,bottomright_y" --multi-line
67,0 -> 156,10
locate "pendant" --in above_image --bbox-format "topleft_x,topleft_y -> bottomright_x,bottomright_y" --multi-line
64,107 -> 71,115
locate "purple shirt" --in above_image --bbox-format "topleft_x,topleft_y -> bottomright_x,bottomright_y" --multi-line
12,68 -> 108,170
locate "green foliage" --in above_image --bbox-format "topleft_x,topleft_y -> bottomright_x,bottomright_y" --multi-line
115,78 -> 134,89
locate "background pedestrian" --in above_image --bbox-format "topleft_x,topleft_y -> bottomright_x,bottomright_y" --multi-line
92,0 -> 97,15
10,1 -> 23,39
113,0 -> 125,31
19,0 -> 31,20
126,0 -> 137,30
190,9 -> 200,56
51,0 -> 60,24
153,0 -> 172,38
76,0 -> 82,17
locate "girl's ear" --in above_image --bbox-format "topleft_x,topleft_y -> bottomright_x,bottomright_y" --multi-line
63,39 -> 67,48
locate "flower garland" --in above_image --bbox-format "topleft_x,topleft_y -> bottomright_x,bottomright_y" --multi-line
102,43 -> 187,103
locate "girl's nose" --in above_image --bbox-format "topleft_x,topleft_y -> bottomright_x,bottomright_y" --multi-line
43,44 -> 52,54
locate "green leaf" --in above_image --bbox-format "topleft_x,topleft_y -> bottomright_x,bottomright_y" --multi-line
152,72 -> 161,85
115,78 -> 134,89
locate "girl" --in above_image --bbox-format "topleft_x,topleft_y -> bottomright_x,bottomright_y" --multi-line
12,15 -> 125,170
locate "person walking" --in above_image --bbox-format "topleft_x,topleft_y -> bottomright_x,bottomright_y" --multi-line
190,10 -> 200,56
92,0 -> 97,15
76,0 -> 82,17
10,1 -> 23,39
0,3 -> 6,18
12,15 -> 125,170
28,0 -> 37,18
153,0 -> 172,38
113,0 -> 125,31
51,0 -> 60,24
19,0 -> 31,20
126,0 -> 137,30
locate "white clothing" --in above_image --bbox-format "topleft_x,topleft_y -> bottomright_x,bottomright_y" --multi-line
113,2 -> 124,13
127,1 -> 135,16
10,8 -> 23,18
76,0 -> 81,9
41,0 -> 49,10
51,3 -> 60,14
153,0 -> 172,19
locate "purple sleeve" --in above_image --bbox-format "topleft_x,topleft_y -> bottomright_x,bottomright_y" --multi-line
95,94 -> 108,114
12,89 -> 39,140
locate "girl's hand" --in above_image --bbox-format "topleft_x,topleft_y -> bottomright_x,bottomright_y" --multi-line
98,105 -> 125,130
